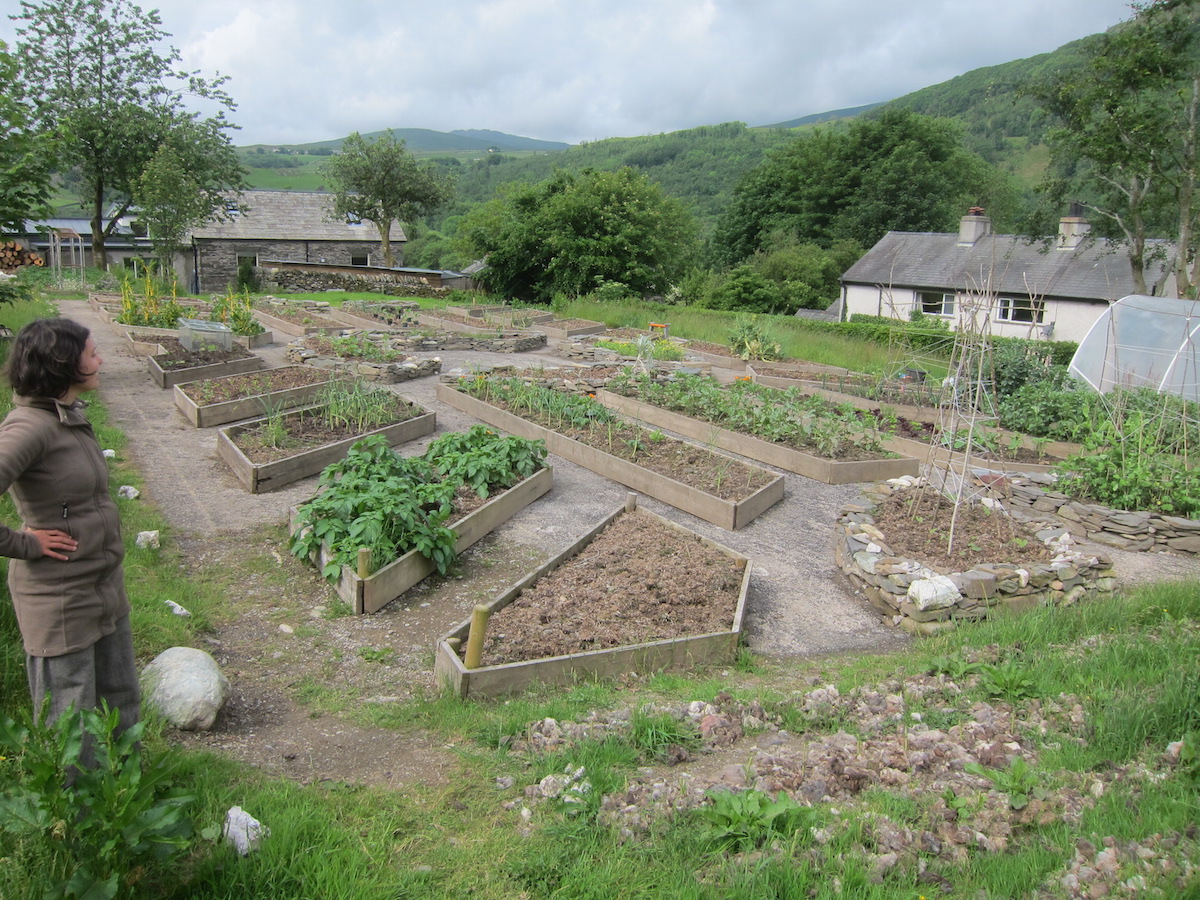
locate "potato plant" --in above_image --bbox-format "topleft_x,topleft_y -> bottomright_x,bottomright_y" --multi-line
291,427 -> 547,581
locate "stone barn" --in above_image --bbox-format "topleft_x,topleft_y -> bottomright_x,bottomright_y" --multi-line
189,190 -> 404,292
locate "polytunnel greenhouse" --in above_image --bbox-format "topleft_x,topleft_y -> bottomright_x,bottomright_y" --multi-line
1068,294 -> 1200,403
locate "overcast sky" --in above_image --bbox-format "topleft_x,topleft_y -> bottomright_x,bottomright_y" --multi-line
4,0 -> 1137,147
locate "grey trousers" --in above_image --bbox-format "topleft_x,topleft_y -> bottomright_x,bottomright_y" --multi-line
25,615 -> 141,747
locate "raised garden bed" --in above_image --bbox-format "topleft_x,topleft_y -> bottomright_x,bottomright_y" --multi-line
596,389 -> 917,484
292,466 -> 553,613
537,317 -> 607,338
434,494 -> 751,698
445,303 -> 508,319
436,381 -> 784,530
216,400 -> 435,493
147,341 -> 265,389
173,366 -> 338,428
252,300 -> 346,336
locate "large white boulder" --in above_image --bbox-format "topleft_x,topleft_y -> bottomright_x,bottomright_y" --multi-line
141,646 -> 230,731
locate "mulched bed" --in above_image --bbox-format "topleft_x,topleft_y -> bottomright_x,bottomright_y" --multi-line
152,337 -> 256,369
178,367 -> 332,403
871,490 -> 1051,572
480,510 -> 742,665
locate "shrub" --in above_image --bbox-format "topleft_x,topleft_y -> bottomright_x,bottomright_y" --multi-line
0,702 -> 194,899
729,314 -> 782,360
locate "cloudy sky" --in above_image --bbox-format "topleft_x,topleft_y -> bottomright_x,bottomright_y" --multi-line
4,0 -> 1137,147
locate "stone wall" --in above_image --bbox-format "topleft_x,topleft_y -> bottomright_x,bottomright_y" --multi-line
195,240 -> 377,292
261,267 -> 453,299
998,476 -> 1200,556
834,477 -> 1117,636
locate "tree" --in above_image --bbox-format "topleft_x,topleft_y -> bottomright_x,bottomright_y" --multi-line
12,0 -> 244,268
322,132 -> 452,269
135,145 -> 204,275
456,167 -> 698,302
134,116 -> 248,275
1029,0 -> 1200,295
0,40 -> 54,232
714,109 -> 1010,266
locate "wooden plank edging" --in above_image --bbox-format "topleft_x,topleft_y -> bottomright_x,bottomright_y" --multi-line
147,354 -> 266,389
594,389 -> 919,485
216,407 -> 436,493
435,382 -> 784,530
172,367 -> 338,428
433,497 -> 752,698
290,466 -> 553,614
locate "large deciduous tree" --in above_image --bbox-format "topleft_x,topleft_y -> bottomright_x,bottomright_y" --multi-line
456,167 -> 697,302
0,40 -> 54,233
322,131 -> 452,269
12,0 -> 245,268
714,109 -> 1009,266
1030,0 -> 1200,295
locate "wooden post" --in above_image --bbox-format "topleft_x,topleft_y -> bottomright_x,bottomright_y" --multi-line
357,547 -> 371,579
464,604 -> 491,669
625,492 -> 637,513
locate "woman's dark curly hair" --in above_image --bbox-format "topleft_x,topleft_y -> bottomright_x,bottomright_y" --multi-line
5,318 -> 92,399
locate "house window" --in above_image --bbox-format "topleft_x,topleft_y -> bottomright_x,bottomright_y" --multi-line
919,291 -> 955,316
351,254 -> 369,266
997,296 -> 1045,324
237,254 -> 258,268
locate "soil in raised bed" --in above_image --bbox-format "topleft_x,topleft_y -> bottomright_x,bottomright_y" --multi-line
152,337 -> 256,369
254,301 -> 345,329
478,510 -> 742,665
231,397 -> 424,463
871,490 -> 1052,573
474,391 -> 776,501
178,367 -> 333,403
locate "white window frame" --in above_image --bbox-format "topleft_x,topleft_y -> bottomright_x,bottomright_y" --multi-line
996,296 -> 1045,324
918,291 -> 955,317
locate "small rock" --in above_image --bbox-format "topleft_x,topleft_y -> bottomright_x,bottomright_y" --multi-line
223,806 -> 269,856
136,530 -> 160,549
117,485 -> 140,499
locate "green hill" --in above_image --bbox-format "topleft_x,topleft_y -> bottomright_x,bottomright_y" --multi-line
234,25 -> 1128,238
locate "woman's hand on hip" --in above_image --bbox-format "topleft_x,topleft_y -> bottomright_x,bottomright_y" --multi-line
27,528 -> 78,561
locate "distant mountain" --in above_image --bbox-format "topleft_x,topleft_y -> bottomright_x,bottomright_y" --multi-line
243,128 -> 569,154
758,102 -> 886,130
450,129 -> 570,151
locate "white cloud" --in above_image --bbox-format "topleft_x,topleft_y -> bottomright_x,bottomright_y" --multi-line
3,0 -> 1135,145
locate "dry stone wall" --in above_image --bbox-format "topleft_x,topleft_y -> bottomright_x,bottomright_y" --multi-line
835,477 -> 1117,636
261,267 -> 452,299
997,475 -> 1200,556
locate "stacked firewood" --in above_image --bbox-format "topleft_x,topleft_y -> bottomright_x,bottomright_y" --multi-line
0,241 -> 44,273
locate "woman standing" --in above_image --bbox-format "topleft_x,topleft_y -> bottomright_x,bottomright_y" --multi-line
0,317 -> 138,740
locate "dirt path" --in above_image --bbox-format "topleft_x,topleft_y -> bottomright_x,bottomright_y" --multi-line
65,300 -> 1200,788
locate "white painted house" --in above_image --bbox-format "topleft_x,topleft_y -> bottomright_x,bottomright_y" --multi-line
840,211 -> 1177,343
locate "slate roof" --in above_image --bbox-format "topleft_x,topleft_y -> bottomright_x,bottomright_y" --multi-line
190,190 -> 405,243
842,231 -> 1173,303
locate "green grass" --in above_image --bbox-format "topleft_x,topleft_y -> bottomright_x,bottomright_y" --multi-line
1,295 -> 1197,899
555,296 -> 926,374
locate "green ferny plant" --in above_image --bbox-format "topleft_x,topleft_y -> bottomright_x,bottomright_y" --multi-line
0,702 -> 195,900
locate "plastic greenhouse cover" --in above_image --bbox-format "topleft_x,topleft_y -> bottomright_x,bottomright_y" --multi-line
1069,295 -> 1200,403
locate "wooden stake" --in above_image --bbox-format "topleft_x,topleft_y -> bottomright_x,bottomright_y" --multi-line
625,492 -> 637,513
464,604 -> 491,669
357,547 -> 371,579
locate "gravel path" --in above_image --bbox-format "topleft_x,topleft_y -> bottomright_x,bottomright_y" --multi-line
69,299 -> 908,660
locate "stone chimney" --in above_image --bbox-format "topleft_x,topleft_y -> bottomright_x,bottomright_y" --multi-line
1058,202 -> 1091,250
957,207 -> 991,245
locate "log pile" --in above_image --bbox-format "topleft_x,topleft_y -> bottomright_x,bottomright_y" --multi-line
0,242 -> 44,273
